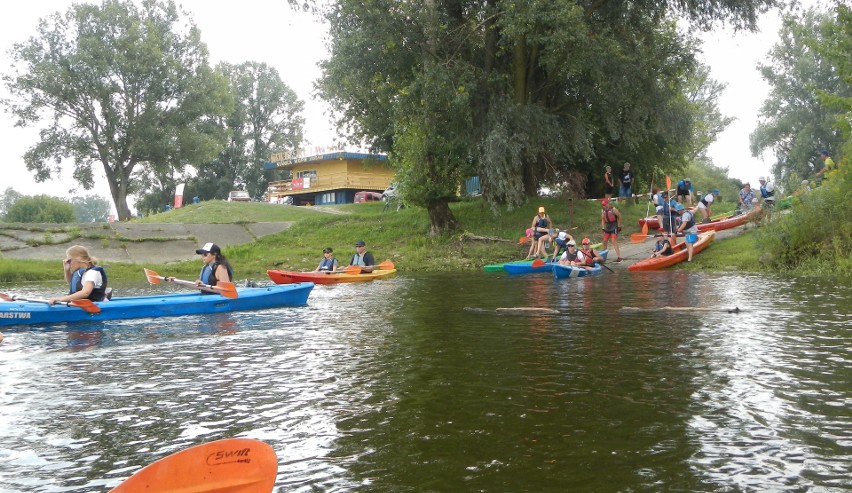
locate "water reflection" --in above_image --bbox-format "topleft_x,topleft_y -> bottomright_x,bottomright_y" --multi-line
0,273 -> 849,492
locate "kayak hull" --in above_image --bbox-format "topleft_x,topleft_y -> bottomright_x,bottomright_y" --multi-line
502,250 -> 608,275
0,283 -> 314,327
639,211 -> 753,232
552,264 -> 603,278
267,269 -> 396,284
628,231 -> 716,271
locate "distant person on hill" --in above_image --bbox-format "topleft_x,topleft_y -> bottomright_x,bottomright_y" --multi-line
314,247 -> 339,272
816,150 -> 835,181
350,240 -> 376,273
195,242 -> 233,293
676,178 -> 694,206
50,245 -> 108,304
603,165 -> 615,200
527,206 -> 552,259
600,199 -> 623,263
618,162 -> 635,204
695,188 -> 719,223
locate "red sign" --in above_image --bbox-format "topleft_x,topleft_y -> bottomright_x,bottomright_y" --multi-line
292,178 -> 304,190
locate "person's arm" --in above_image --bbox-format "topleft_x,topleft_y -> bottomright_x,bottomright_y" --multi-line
615,208 -> 622,231
51,280 -> 94,304
215,264 -> 231,283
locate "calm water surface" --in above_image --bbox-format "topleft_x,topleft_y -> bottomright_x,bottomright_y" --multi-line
0,272 -> 849,492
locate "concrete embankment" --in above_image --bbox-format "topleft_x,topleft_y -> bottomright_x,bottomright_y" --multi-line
0,222 -> 292,264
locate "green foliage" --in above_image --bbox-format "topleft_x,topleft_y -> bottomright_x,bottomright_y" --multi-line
750,7 -> 849,190
3,0 -> 232,220
5,195 -> 75,223
0,188 -> 23,220
752,165 -> 851,276
71,195 -> 111,223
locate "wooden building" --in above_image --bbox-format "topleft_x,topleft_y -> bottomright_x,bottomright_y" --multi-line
265,151 -> 394,206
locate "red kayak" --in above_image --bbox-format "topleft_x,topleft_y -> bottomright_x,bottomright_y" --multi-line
628,231 -> 716,271
638,209 -> 755,233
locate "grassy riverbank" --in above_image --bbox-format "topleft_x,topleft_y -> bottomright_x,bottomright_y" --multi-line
0,194 -> 777,284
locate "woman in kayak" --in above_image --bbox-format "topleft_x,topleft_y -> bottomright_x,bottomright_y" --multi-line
195,242 -> 233,293
314,247 -> 339,272
49,245 -> 108,304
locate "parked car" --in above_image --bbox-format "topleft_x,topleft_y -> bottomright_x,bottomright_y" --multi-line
228,191 -> 251,202
382,183 -> 399,201
354,191 -> 383,203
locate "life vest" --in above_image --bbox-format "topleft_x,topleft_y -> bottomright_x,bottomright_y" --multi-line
760,184 -> 774,198
199,261 -> 233,293
655,239 -> 673,256
533,216 -> 549,238
602,209 -> 617,226
700,196 -> 710,207
318,257 -> 336,271
579,249 -> 598,266
72,266 -> 108,302
681,211 -> 696,230
561,250 -> 579,262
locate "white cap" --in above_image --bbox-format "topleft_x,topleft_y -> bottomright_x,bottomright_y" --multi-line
759,176 -> 766,181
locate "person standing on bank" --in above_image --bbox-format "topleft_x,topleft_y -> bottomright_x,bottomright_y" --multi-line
603,165 -> 615,200
50,245 -> 108,304
675,203 -> 699,262
314,247 -> 339,272
195,243 -> 233,293
758,177 -> 775,208
350,240 -> 376,273
816,150 -> 835,180
600,199 -> 623,263
676,178 -> 694,206
618,162 -> 635,204
527,206 -> 553,259
695,188 -> 719,223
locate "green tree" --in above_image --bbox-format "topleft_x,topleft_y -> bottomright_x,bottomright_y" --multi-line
2,0 -> 232,221
317,0 -> 776,234
71,194 -> 112,223
0,188 -> 24,220
6,195 -> 75,223
750,8 -> 848,190
193,62 -> 305,201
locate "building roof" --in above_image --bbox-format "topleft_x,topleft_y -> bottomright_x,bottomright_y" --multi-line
265,151 -> 388,170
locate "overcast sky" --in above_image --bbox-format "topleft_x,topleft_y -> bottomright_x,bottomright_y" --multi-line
0,0 -> 819,206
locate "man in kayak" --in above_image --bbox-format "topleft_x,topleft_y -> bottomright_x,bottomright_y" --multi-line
650,236 -> 674,258
577,238 -> 605,269
349,240 -> 376,273
49,245 -> 108,304
195,243 -> 233,293
557,240 -> 581,266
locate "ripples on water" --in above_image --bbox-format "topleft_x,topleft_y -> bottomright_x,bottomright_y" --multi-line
0,273 -> 849,492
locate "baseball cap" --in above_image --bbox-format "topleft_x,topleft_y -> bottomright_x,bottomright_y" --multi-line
538,206 -> 545,213
601,199 -> 609,206
355,240 -> 366,247
684,178 -> 691,182
759,176 -> 766,181
820,150 -> 829,156
712,188 -> 720,194
581,238 -> 591,245
195,242 -> 221,255
567,240 -> 576,246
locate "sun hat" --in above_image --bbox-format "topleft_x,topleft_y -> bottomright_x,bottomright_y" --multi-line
195,242 -> 220,255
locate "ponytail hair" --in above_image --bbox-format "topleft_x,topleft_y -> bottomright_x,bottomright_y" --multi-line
66,245 -> 98,266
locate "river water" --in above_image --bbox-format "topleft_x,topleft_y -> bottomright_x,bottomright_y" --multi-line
0,271 -> 850,492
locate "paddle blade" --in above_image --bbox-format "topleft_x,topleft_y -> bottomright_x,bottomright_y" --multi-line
70,299 -> 101,314
0,292 -> 13,302
215,281 -> 238,299
666,175 -> 672,192
531,259 -> 546,268
518,236 -> 530,245
343,265 -> 362,274
144,268 -> 162,285
641,221 -> 648,236
376,260 -> 395,270
630,233 -> 650,243
109,438 -> 277,493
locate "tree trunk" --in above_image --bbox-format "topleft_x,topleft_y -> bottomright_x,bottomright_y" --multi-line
426,199 -> 460,236
103,160 -> 134,221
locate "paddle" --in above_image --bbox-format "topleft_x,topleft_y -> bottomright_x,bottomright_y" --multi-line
340,260 -> 395,274
598,262 -> 615,273
0,292 -> 101,314
109,438 -> 277,493
144,269 -> 238,298
641,170 -> 655,237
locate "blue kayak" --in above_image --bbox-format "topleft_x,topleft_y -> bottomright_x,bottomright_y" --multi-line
0,283 -> 314,327
552,263 -> 603,279
504,250 -> 608,275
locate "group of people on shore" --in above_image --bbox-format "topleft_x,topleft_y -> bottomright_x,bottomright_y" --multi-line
525,202 -> 618,268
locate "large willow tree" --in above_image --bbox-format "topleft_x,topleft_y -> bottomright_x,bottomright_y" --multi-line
317,0 -> 777,234
3,0 -> 232,220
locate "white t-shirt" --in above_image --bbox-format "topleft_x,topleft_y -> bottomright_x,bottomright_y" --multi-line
763,181 -> 775,200
81,269 -> 104,288
697,194 -> 714,209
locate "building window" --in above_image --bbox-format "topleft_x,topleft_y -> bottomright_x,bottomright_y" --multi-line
296,170 -> 317,179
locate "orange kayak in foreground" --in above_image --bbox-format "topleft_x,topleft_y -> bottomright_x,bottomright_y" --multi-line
628,230 -> 716,271
267,268 -> 397,285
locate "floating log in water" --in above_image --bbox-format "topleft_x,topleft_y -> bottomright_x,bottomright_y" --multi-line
464,307 -> 561,315
620,306 -> 741,314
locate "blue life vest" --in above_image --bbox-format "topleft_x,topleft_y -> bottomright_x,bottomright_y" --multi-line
760,185 -> 773,198
533,216 -> 549,239
72,266 -> 108,302
199,261 -> 233,293
318,257 -> 336,271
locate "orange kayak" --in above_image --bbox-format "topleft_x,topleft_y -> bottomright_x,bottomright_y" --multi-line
628,231 -> 716,271
267,268 -> 397,285
639,210 -> 755,233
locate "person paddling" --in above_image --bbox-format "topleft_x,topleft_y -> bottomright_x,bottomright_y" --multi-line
314,247 -> 339,272
577,238 -> 605,269
195,242 -> 233,294
350,240 -> 376,273
49,245 -> 108,305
